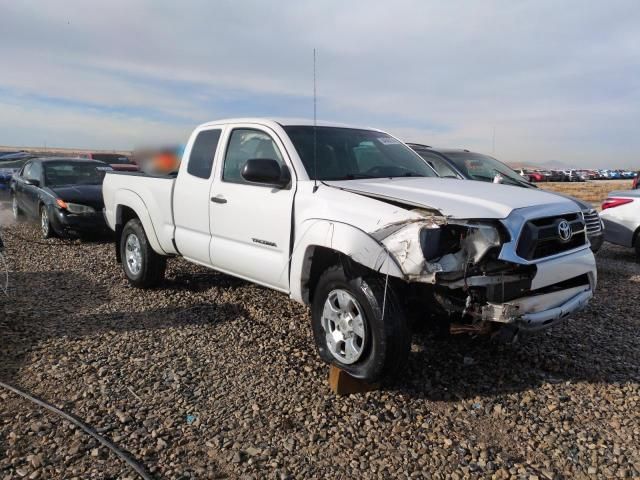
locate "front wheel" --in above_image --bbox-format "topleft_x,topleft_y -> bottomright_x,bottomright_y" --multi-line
635,235 -> 640,263
120,218 -> 167,288
311,265 -> 410,382
12,194 -> 23,221
40,205 -> 54,239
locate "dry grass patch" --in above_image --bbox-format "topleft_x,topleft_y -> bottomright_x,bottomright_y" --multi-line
538,180 -> 633,208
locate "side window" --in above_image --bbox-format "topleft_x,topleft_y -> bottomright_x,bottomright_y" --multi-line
187,129 -> 221,179
223,129 -> 284,184
419,152 -> 459,178
22,162 -> 34,180
31,162 -> 43,182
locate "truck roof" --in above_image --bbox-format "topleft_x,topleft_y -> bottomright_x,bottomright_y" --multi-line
197,117 -> 384,132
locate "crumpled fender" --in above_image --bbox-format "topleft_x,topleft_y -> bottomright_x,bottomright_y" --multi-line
114,189 -> 166,255
289,219 -> 405,304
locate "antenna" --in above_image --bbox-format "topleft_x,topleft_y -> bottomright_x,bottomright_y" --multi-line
492,126 -> 496,154
312,48 -> 318,193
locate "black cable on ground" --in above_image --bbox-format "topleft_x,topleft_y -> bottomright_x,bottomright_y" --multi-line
0,380 -> 154,480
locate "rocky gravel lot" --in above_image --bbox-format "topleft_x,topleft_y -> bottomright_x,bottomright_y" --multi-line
1,218 -> 639,479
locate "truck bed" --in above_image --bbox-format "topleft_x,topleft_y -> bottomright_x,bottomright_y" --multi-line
102,171 -> 178,255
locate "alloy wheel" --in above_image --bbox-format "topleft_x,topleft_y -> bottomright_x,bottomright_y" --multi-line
321,289 -> 367,364
41,207 -> 50,237
125,233 -> 143,276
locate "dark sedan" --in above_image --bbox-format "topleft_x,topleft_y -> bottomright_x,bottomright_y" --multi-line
10,158 -> 112,238
408,144 -> 604,253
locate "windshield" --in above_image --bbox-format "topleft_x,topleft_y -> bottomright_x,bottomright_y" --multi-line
283,126 -> 437,180
44,162 -> 111,187
445,152 -> 531,187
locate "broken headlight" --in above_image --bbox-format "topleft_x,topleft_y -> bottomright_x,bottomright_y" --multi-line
421,222 -> 505,273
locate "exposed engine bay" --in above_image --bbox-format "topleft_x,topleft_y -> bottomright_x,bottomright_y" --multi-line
369,208 -> 592,336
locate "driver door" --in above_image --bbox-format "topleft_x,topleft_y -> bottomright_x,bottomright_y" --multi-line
17,161 -> 38,217
209,125 -> 295,291
23,162 -> 43,215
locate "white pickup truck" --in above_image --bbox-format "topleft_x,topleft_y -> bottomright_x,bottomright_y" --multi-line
103,118 -> 597,381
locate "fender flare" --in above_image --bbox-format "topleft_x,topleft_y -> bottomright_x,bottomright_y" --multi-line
289,219 -> 404,304
114,189 -> 166,255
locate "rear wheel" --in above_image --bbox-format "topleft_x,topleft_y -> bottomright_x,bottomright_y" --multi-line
120,218 -> 166,288
40,205 -> 54,239
311,265 -> 410,382
635,235 -> 640,263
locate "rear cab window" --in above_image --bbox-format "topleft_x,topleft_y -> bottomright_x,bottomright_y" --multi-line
187,129 -> 222,179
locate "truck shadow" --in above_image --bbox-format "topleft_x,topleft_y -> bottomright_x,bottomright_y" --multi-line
0,270 -> 249,386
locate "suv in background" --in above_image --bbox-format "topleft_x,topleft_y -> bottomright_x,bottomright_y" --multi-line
407,144 -> 604,252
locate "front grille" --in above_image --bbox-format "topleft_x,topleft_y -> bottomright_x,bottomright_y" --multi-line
583,209 -> 602,235
516,213 -> 587,260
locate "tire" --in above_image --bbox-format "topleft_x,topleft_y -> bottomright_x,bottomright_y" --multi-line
311,265 -> 410,382
11,194 -> 23,221
120,218 -> 167,288
40,205 -> 54,239
635,235 -> 640,263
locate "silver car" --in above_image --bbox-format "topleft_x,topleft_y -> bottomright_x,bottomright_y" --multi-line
600,190 -> 640,259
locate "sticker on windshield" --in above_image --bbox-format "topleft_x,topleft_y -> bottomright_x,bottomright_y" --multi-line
96,166 -> 113,171
377,137 -> 401,145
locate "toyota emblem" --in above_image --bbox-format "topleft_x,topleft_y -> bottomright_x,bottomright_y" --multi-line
557,220 -> 572,242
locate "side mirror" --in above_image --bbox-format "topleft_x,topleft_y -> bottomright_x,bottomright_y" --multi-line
241,158 -> 290,188
24,178 -> 40,187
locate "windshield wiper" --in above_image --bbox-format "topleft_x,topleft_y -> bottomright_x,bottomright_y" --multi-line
336,174 -> 379,180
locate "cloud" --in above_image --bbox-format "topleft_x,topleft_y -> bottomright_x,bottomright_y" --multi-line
0,0 -> 638,167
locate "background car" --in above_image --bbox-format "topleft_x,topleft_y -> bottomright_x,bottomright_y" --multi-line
407,144 -> 604,252
525,170 -> 545,182
0,167 -> 17,189
632,172 -> 639,189
600,190 -> 640,260
0,159 -> 30,190
86,152 -> 138,171
0,151 -> 33,162
10,157 -> 112,238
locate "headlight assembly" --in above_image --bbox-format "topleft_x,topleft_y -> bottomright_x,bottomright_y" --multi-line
56,199 -> 96,214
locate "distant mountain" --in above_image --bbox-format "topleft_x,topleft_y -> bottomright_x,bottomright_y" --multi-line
537,160 -> 577,170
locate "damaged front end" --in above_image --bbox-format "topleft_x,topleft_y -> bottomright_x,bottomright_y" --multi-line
371,209 -> 593,336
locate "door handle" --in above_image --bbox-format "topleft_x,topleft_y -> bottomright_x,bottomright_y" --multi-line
210,195 -> 227,204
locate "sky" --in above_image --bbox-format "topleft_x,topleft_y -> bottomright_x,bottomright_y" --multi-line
0,0 -> 639,168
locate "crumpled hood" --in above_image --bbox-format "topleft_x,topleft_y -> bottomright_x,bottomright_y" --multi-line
325,177 -> 577,219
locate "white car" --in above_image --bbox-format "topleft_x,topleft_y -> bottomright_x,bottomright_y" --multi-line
601,190 -> 640,259
102,118 -> 597,381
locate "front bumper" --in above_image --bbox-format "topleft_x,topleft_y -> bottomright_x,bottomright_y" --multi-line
482,285 -> 592,332
477,245 -> 596,332
50,207 -> 110,236
588,232 -> 604,252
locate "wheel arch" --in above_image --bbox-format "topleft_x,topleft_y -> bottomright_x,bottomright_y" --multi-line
633,225 -> 640,248
290,219 -> 404,305
113,191 -> 166,262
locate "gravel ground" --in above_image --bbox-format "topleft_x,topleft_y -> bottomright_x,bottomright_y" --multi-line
1,217 -> 639,479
